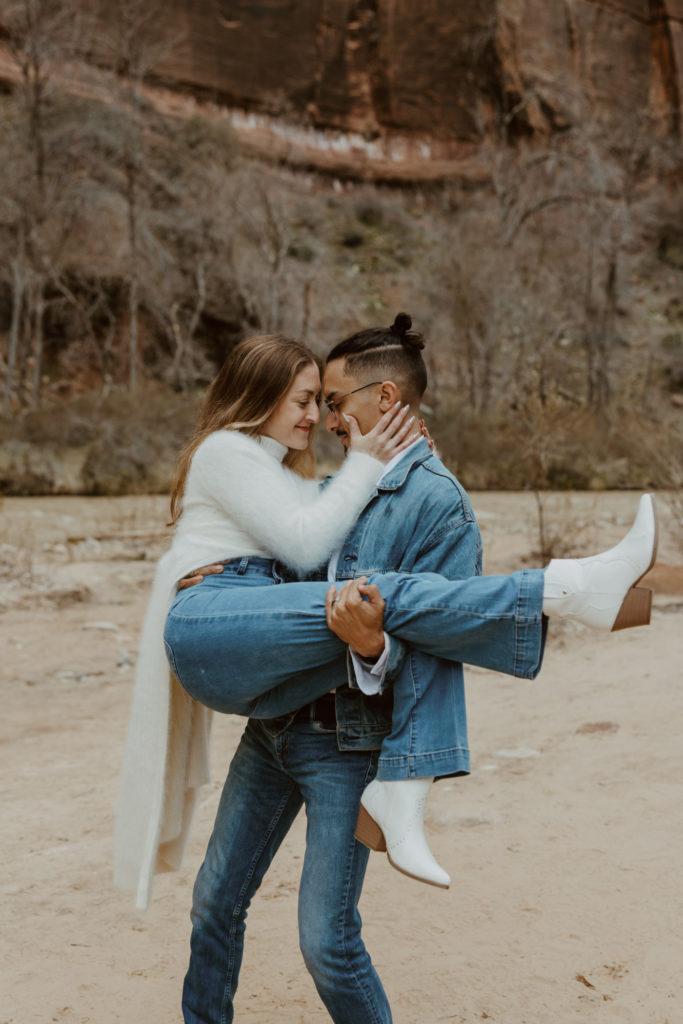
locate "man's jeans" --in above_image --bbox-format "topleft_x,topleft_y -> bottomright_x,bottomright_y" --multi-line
182,717 -> 392,1024
164,559 -> 546,776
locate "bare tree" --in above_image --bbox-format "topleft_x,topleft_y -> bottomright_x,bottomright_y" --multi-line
94,0 -> 184,391
1,0 -> 92,409
2,228 -> 27,413
491,108 -> 672,414
228,168 -> 293,333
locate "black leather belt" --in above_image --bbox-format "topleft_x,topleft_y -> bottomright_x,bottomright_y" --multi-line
291,692 -> 337,725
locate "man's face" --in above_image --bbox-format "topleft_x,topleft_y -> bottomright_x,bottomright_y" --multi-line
322,359 -> 385,453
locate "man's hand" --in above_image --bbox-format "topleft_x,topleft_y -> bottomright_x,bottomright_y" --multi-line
177,563 -> 224,589
325,577 -> 386,659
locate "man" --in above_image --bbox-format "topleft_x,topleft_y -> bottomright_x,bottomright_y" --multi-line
180,316 -> 485,1024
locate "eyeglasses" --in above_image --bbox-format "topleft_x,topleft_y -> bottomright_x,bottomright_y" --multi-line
324,381 -> 382,415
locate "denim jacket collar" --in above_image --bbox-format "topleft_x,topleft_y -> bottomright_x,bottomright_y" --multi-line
375,437 -> 433,491
321,437 -> 433,493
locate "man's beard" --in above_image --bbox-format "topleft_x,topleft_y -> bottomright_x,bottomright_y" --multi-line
336,431 -> 350,456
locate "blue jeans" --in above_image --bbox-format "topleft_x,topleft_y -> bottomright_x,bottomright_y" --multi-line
182,717 -> 392,1024
164,559 -> 545,753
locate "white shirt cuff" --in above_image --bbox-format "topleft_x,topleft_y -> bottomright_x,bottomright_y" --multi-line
349,633 -> 391,695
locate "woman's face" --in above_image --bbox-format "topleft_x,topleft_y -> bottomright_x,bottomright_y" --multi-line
262,363 -> 321,450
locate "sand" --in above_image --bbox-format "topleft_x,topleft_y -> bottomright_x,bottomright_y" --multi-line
1,491 -> 682,1024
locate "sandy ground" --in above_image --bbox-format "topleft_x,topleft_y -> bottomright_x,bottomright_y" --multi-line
1,491 -> 682,1024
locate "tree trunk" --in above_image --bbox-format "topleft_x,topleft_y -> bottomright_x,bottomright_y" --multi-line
31,284 -> 45,407
2,239 -> 26,414
127,165 -> 139,392
301,279 -> 312,341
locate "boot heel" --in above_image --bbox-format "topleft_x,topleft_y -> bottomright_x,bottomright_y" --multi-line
355,803 -> 387,852
611,585 -> 653,631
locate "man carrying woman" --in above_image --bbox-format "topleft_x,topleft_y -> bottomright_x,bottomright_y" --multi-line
115,315 -> 656,1024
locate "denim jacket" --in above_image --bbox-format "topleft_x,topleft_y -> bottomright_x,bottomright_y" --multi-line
318,438 -> 482,751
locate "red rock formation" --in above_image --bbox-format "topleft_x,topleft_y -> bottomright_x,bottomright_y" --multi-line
3,0 -> 681,178
494,0 -> 683,138
150,0 -> 682,143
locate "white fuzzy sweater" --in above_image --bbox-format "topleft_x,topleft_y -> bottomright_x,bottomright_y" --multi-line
114,430 -> 384,908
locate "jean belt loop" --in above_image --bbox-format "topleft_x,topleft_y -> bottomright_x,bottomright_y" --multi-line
272,560 -> 283,584
237,556 -> 250,575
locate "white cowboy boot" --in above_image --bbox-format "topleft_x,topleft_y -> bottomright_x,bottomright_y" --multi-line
543,494 -> 658,631
355,777 -> 450,889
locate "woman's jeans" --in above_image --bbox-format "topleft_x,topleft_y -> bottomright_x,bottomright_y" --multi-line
182,717 -> 392,1024
164,557 -> 545,763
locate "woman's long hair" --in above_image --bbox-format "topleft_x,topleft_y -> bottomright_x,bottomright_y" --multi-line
169,334 -> 321,524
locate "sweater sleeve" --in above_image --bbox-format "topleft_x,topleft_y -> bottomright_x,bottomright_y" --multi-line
190,432 -> 384,573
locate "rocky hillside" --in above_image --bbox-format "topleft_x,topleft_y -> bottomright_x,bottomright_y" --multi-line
100,0 -> 683,181
0,1 -> 682,496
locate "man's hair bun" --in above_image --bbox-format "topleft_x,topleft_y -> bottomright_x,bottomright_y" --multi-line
390,312 -> 425,351
391,312 -> 412,335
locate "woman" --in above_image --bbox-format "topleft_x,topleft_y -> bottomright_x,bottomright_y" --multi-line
116,326 -> 657,906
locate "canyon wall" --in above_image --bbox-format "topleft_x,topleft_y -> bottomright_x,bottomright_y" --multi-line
3,1 -> 679,177
154,0 -> 682,147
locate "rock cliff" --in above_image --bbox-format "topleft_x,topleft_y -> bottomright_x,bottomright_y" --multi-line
3,1 -> 679,178
149,0 -> 681,173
